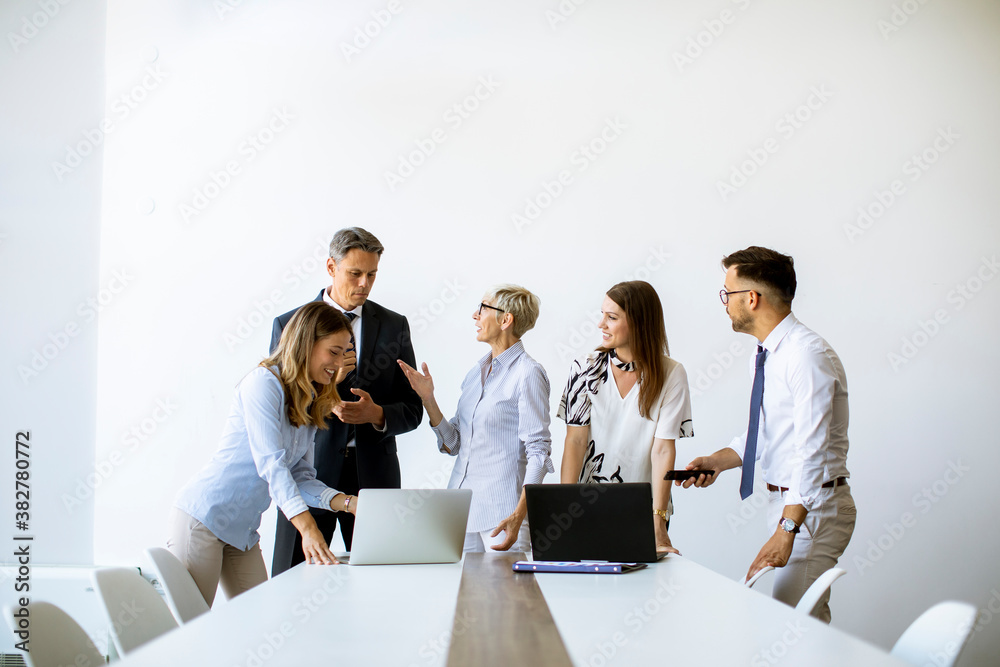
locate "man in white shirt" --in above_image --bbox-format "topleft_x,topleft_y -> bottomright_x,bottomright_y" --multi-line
679,246 -> 856,622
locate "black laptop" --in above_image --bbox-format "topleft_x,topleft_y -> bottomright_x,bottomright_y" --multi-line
524,483 -> 665,563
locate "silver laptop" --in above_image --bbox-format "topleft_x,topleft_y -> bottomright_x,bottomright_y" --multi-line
343,488 -> 472,565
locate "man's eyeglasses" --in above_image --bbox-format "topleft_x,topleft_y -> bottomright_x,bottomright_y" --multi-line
719,289 -> 755,305
479,302 -> 505,316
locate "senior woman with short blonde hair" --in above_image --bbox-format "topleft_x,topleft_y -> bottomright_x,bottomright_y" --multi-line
398,284 -> 552,551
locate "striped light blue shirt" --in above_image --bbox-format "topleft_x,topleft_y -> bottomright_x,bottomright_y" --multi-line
432,341 -> 554,533
174,367 -> 339,550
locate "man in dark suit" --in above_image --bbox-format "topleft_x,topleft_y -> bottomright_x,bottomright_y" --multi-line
270,227 -> 422,576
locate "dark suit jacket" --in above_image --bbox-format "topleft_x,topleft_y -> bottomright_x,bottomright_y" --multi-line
270,290 -> 422,573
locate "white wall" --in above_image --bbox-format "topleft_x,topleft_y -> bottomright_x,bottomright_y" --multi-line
5,0 -> 1000,663
0,0 -> 106,567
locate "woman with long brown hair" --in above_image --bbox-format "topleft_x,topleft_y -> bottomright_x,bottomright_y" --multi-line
169,302 -> 357,607
558,281 -> 693,554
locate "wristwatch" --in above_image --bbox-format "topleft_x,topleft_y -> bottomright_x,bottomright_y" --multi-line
778,517 -> 800,534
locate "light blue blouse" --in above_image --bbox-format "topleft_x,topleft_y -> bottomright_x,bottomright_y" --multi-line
432,341 -> 554,533
175,367 -> 338,550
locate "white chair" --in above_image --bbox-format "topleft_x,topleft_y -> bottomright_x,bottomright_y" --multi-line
143,547 -> 210,624
3,601 -> 104,667
744,565 -> 774,589
891,601 -> 978,667
90,566 -> 178,655
795,567 -> 846,618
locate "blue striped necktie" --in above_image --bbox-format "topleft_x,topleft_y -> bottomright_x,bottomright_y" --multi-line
740,344 -> 766,500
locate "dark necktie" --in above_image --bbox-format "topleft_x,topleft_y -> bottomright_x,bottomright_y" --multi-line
340,311 -> 358,447
740,344 -> 766,500
342,311 -> 358,388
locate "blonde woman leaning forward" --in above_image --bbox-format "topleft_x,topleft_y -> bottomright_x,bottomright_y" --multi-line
398,285 -> 553,552
169,302 -> 359,606
559,281 -> 694,555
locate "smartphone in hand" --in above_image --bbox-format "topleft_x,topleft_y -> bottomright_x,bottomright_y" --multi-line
664,470 -> 714,481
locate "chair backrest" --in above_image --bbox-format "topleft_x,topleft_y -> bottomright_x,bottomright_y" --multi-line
3,601 -> 104,667
795,568 -> 847,618
90,567 -> 179,655
143,547 -> 210,624
744,565 -> 775,589
891,601 -> 978,667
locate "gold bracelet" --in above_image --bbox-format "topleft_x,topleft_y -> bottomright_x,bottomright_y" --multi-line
653,509 -> 668,520
344,495 -> 352,512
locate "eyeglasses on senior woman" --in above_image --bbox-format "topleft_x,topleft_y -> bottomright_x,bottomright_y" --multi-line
478,302 -> 505,316
719,289 -> 756,305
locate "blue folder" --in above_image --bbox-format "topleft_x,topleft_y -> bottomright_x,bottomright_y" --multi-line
512,560 -> 648,574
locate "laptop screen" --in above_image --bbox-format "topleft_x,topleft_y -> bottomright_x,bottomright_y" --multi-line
525,483 -> 659,563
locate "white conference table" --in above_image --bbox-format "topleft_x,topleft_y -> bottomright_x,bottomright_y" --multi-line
120,557 -> 464,666
535,556 -> 906,666
119,554 -> 906,666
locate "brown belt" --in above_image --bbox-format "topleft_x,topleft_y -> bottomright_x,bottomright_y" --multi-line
766,477 -> 847,493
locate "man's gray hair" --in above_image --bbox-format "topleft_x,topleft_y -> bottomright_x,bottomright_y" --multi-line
484,284 -> 541,340
329,227 -> 385,261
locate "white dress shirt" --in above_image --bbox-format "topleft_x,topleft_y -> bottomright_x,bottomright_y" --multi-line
322,289 -> 370,445
730,313 -> 850,511
432,341 -> 554,533
322,289 -> 363,360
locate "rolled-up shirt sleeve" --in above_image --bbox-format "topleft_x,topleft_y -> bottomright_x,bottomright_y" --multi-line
785,346 -> 838,510
730,429 -> 750,464
520,364 -> 554,486
432,412 -> 462,455
241,373 -> 312,521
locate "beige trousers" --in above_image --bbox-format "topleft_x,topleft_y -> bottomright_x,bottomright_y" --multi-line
166,509 -> 268,607
767,484 -> 857,623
